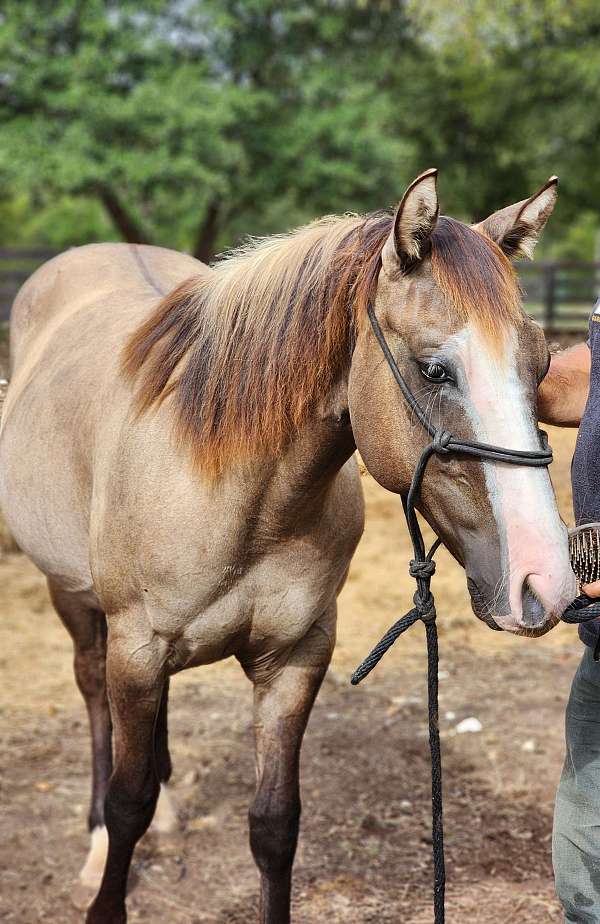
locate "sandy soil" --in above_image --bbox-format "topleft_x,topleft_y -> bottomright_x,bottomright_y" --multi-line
0,412 -> 583,924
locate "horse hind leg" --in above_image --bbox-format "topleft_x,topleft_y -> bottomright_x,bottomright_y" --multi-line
149,678 -> 178,834
48,581 -> 113,889
49,584 -> 177,895
86,620 -> 169,924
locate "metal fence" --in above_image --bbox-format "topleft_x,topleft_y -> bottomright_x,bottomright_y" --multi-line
0,248 -> 57,321
0,249 -> 599,332
519,262 -> 600,332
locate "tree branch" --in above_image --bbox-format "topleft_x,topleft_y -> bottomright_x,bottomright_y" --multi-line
193,197 -> 220,263
95,185 -> 152,244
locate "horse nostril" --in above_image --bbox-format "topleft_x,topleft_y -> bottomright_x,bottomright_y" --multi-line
521,580 -> 546,627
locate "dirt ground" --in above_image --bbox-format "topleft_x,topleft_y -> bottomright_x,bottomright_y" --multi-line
0,412 -> 583,924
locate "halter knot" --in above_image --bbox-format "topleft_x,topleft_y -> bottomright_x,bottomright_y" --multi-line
433,430 -> 452,454
414,589 -> 437,622
409,559 -> 436,580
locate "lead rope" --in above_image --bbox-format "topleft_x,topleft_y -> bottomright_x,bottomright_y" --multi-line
351,302 -> 600,924
351,450 -> 446,922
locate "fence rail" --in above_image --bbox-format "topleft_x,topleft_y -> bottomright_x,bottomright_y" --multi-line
519,261 -> 600,331
0,249 -> 599,331
0,248 -> 57,322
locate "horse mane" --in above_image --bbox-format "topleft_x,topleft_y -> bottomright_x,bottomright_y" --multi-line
123,211 -> 521,477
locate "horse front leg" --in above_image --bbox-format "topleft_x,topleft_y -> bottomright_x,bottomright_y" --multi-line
244,610 -> 335,924
86,621 -> 168,924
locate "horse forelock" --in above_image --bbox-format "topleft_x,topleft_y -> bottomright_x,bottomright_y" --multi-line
122,210 -> 522,476
430,217 -> 523,355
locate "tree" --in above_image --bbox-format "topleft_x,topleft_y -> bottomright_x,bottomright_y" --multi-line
404,0 -> 600,256
3,0 -> 599,260
0,0 -> 425,258
0,1 -> 244,257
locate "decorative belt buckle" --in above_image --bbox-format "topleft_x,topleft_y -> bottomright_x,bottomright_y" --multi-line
569,522 -> 600,587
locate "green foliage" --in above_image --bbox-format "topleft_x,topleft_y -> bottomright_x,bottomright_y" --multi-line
405,0 -> 600,252
0,192 -> 114,247
0,0 -> 599,259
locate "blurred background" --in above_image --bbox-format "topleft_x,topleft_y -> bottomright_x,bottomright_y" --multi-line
1,0 -> 600,327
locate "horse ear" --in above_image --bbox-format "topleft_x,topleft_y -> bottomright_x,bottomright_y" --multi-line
474,176 -> 558,260
382,168 -> 439,272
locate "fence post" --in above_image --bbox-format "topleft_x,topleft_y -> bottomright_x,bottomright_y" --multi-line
544,264 -> 556,331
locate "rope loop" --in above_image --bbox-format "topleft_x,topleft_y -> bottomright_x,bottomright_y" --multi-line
562,593 -> 600,624
433,430 -> 452,454
409,558 -> 436,580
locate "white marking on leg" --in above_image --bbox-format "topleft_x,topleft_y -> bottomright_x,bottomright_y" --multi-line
79,825 -> 108,889
150,782 -> 178,833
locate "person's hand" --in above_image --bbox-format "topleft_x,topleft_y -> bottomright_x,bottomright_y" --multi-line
538,343 -> 590,427
582,580 -> 600,598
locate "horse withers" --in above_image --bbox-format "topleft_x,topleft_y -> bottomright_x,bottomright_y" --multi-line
0,170 -> 575,923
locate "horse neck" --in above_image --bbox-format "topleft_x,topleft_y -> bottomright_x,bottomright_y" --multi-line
261,375 -> 356,524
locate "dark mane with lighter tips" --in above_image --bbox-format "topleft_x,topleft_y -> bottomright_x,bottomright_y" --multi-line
123,212 -> 522,476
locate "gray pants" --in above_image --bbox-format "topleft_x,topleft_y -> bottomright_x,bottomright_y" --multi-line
554,646 -> 600,922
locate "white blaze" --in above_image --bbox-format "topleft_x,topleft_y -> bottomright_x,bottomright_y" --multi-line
448,324 -> 575,630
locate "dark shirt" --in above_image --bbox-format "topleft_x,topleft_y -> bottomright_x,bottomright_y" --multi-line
571,300 -> 600,647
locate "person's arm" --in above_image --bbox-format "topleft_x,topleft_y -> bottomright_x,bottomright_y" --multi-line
539,341 -> 599,595
538,341 -> 591,427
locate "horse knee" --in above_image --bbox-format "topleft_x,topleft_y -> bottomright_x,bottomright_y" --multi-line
249,795 -> 301,874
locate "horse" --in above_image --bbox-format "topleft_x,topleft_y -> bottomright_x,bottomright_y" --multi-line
0,169 -> 575,924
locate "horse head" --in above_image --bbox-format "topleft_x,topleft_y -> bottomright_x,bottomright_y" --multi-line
349,170 -> 576,635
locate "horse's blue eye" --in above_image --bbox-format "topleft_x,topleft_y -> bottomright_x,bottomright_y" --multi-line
419,361 -> 449,383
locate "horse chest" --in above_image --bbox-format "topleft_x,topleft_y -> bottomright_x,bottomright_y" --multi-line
90,451 -> 364,672
166,530 -> 356,671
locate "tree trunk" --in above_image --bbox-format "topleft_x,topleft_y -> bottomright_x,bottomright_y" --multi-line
193,198 -> 220,263
96,186 -> 151,244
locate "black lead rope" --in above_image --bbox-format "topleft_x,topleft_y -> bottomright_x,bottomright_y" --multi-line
351,303 -> 600,924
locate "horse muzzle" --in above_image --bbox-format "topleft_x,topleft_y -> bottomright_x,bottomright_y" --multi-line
467,570 -> 576,635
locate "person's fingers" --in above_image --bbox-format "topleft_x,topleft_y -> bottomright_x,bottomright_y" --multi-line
582,579 -> 600,598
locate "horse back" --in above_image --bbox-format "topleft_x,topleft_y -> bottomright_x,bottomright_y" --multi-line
0,243 -> 207,589
9,243 -> 204,374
